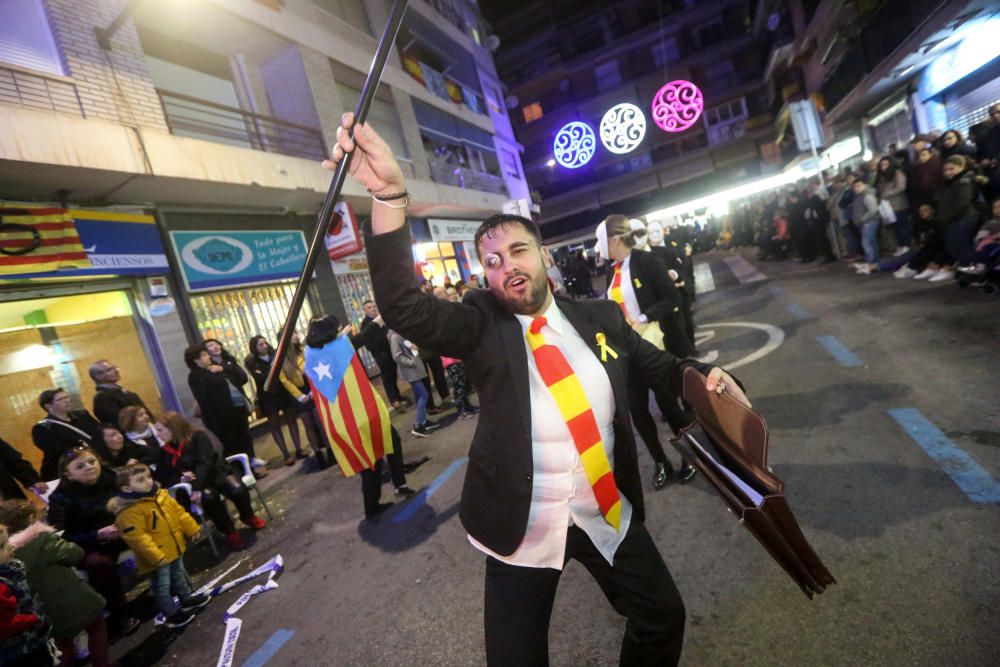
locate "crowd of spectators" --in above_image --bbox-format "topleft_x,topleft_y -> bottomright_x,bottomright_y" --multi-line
721,103 -> 1000,288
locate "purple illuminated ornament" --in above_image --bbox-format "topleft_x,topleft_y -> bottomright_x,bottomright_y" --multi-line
651,80 -> 704,133
552,121 -> 596,168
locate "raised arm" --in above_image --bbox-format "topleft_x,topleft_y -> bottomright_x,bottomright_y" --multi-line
324,112 -> 483,358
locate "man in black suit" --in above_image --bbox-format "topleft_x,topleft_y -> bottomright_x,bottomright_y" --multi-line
351,300 -> 407,408
324,112 -> 749,666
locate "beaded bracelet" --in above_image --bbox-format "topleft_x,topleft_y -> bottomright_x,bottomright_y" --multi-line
369,189 -> 409,201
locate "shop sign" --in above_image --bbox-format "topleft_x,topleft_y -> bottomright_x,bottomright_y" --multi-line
330,253 -> 369,275
0,206 -> 169,279
325,201 -> 363,260
428,218 -> 481,242
170,230 -> 308,292
919,16 -> 1000,100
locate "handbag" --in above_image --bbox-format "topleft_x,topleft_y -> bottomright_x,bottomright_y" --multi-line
670,367 -> 836,598
878,199 -> 897,225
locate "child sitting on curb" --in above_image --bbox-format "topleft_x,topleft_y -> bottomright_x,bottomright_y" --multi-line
0,501 -> 110,667
0,522 -> 55,667
107,463 -> 210,629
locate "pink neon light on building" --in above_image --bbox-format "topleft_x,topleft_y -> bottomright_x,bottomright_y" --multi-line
651,80 -> 704,133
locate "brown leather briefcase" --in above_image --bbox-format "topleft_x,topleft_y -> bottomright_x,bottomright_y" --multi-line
670,367 -> 836,598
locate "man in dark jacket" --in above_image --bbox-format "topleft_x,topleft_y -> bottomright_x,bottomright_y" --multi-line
351,300 -> 406,408
324,113 -> 748,666
0,438 -> 46,500
89,360 -> 149,426
184,345 -> 257,466
30,388 -> 102,480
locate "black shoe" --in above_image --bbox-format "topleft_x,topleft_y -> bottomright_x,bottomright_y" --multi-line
365,502 -> 393,521
423,419 -> 441,431
653,462 -> 672,490
180,593 -> 211,612
679,463 -> 697,483
411,425 -> 431,437
111,616 -> 140,640
295,450 -> 308,460
164,609 -> 196,629
394,485 -> 416,497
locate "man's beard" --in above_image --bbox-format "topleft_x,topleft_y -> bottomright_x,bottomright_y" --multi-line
491,269 -> 550,315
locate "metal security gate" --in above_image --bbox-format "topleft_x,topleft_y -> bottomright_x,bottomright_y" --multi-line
946,76 -> 1000,138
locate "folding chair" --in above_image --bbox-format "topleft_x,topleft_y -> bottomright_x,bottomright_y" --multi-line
168,482 -> 219,557
226,454 -> 273,520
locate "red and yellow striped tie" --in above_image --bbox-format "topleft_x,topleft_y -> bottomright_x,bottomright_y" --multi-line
608,262 -> 627,317
526,317 -> 622,531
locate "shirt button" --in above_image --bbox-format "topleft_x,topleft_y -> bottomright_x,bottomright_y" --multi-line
524,474 -> 532,484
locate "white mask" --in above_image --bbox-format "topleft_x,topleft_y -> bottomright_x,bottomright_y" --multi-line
595,221 -> 609,261
647,221 -> 665,246
630,219 -> 648,251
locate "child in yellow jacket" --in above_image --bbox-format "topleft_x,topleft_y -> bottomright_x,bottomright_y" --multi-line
108,463 -> 210,629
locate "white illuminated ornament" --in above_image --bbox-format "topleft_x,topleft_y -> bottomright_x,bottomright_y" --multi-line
552,122 -> 596,168
599,103 -> 646,154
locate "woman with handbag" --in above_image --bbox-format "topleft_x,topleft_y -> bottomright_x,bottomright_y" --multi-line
875,156 -> 913,255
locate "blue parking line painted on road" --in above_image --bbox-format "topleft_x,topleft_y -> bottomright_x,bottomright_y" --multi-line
888,408 -> 1000,504
241,629 -> 295,667
786,303 -> 811,320
392,457 -> 468,524
816,335 -> 863,367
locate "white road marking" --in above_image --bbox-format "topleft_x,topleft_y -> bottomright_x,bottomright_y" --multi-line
695,322 -> 785,370
694,262 -> 715,294
723,255 -> 768,284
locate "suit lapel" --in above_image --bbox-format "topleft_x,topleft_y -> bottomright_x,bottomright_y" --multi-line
497,310 -> 533,438
558,298 -> 627,417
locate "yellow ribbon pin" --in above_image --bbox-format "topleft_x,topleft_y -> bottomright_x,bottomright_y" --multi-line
633,278 -> 642,289
596,332 -> 618,362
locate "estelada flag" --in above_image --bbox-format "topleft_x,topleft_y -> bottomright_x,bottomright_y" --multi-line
0,206 -> 91,275
304,335 -> 392,476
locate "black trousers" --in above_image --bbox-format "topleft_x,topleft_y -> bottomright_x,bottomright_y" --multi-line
373,351 -> 402,403
484,521 -> 685,667
423,355 -> 449,403
215,406 -> 255,459
360,427 -> 406,516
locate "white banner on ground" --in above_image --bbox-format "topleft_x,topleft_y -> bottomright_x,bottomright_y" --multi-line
216,617 -> 242,667
210,555 -> 283,597
222,579 -> 279,621
194,558 -> 247,597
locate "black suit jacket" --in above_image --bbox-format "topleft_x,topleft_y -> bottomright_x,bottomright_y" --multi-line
367,223 -> 708,556
624,249 -> 681,320
93,385 -> 148,426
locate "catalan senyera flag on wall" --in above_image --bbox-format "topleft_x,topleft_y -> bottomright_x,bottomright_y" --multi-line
0,206 -> 92,275
304,335 -> 393,477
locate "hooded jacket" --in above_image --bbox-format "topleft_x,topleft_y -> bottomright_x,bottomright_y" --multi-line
108,487 -> 199,574
12,523 -> 105,639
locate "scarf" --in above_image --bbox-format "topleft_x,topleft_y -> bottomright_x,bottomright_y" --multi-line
161,438 -> 189,468
126,424 -> 158,445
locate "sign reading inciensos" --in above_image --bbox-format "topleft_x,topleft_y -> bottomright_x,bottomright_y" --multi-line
170,230 -> 308,292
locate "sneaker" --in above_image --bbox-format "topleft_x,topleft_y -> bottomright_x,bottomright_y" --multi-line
411,425 -> 431,438
394,486 -> 416,497
855,264 -> 873,275
423,419 -> 441,431
892,246 -> 910,256
241,515 -> 266,531
851,262 -> 868,270
653,462 -> 672,490
928,268 -> 954,282
957,263 -> 986,274
226,531 -> 245,550
180,594 -> 211,612
678,463 -> 698,483
164,609 -> 196,629
894,266 -> 917,279
251,457 -> 268,469
913,267 -> 937,279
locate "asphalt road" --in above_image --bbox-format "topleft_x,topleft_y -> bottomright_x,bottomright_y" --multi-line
112,249 -> 1000,667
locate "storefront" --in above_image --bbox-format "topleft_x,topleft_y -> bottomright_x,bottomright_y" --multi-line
165,217 -> 330,406
916,14 -> 1000,137
413,218 -> 484,286
0,204 -> 182,471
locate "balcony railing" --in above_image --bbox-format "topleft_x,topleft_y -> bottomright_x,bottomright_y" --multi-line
157,89 -> 326,160
0,64 -> 84,117
428,156 -> 507,195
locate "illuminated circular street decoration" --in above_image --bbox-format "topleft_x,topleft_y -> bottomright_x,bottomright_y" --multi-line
651,80 -> 704,133
599,103 -> 646,154
552,121 -> 596,168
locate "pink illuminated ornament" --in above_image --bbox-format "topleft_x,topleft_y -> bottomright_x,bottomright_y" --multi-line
651,80 -> 704,133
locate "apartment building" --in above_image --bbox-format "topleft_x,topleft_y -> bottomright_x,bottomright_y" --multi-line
0,0 -> 527,468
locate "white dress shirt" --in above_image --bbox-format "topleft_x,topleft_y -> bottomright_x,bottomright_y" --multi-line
607,254 -> 646,323
468,301 -> 632,569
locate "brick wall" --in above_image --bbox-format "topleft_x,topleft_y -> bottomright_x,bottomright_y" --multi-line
44,0 -> 167,131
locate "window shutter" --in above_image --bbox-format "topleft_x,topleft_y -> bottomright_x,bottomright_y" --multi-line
0,0 -> 64,75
